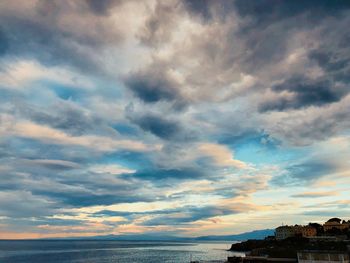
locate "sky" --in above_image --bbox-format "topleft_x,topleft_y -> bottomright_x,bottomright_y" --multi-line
0,0 -> 350,239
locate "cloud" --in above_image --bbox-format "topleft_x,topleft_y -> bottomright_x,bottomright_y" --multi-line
0,190 -> 55,218
140,205 -> 239,226
139,200 -> 264,227
89,164 -> 135,175
259,75 -> 348,111
130,113 -> 190,140
28,159 -> 81,170
271,141 -> 350,185
309,49 -> 350,75
291,190 -> 339,198
138,0 -> 182,47
127,167 -> 207,181
1,118 -> 156,152
0,60 -> 93,90
302,210 -> 350,217
197,143 -> 247,169
0,26 -> 9,55
261,95 -> 350,146
303,200 -> 350,210
85,0 -> 122,16
183,0 -> 213,20
0,164 -> 162,209
1,0 -> 350,238
234,0 -> 350,25
272,159 -> 338,185
147,141 -> 248,173
0,0 -> 123,65
18,99 -> 105,136
300,200 -> 350,218
132,114 -> 180,139
124,67 -> 184,104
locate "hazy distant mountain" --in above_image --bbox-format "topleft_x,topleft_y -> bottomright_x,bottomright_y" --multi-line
71,234 -> 190,241
194,229 -> 274,241
55,229 -> 274,242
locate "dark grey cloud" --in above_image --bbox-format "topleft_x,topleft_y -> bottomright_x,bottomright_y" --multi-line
259,76 -> 348,111
287,160 -> 336,180
0,191 -> 55,218
28,159 -> 80,170
264,96 -> 350,146
309,50 -> 349,73
291,192 -> 336,198
126,167 -> 207,182
0,156 -> 162,210
93,210 -> 134,217
85,0 -> 121,15
130,113 -> 187,140
0,1 -> 124,74
271,159 -> 338,186
33,189 -> 148,207
183,0 -> 213,20
133,114 -> 180,139
251,1 -> 347,109
259,16 -> 350,111
234,0 -> 350,26
91,205 -> 238,227
93,207 -> 183,218
0,137 -> 100,164
0,26 -> 9,55
18,101 -> 105,136
309,47 -> 350,84
0,141 -> 12,159
0,18 -> 94,71
183,0 -> 238,23
0,216 -> 86,231
125,69 -> 184,104
141,205 -> 238,226
90,206 -> 202,225
32,171 -> 162,207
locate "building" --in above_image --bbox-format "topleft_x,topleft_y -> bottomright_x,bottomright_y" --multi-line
275,225 -> 317,240
323,218 -> 350,232
275,226 -> 296,240
308,236 -> 338,242
228,256 -> 297,263
300,226 -> 317,238
297,250 -> 349,263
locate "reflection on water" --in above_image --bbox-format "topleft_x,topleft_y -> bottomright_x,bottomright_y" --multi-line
0,240 -> 244,263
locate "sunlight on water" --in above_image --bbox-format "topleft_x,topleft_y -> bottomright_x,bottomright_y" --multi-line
0,240 -> 245,263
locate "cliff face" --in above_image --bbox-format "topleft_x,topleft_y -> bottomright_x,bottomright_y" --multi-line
230,239 -> 273,251
230,237 -> 349,259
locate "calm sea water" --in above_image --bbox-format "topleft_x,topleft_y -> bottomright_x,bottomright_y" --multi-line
0,240 -> 244,263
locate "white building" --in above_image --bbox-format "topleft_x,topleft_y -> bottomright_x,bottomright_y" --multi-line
275,226 -> 295,240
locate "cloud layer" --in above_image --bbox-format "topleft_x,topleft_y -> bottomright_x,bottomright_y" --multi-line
0,0 -> 350,238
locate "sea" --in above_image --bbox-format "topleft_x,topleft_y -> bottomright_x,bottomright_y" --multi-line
0,240 -> 245,263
